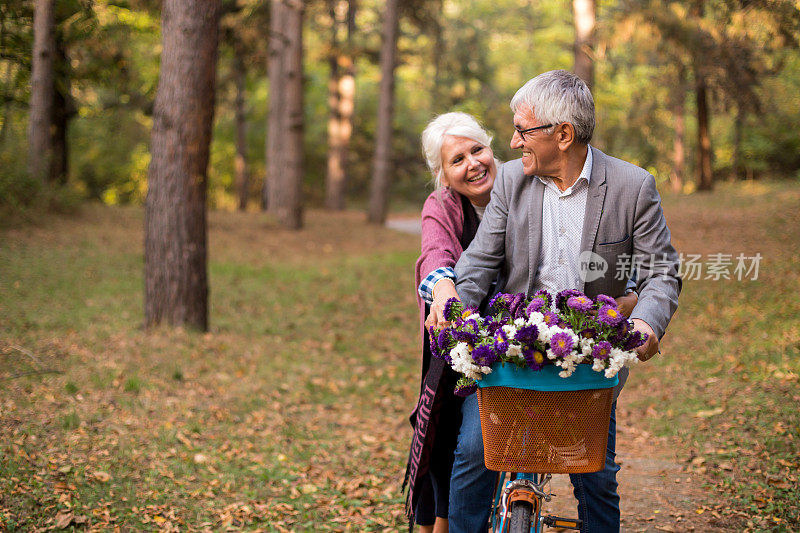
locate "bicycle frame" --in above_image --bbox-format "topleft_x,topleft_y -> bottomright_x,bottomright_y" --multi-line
491,472 -> 582,532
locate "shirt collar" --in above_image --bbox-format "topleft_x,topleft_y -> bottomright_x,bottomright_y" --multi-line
579,145 -> 593,185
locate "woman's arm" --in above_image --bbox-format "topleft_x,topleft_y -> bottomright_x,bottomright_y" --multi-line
415,192 -> 464,328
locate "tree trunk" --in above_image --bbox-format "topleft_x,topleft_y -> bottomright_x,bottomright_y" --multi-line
324,0 -> 355,211
265,0 -> 304,229
670,67 -> 686,194
432,0 -> 444,104
28,0 -> 55,184
233,51 -> 249,211
50,31 -> 72,185
695,70 -> 713,191
572,0 -> 595,90
144,0 -> 220,331
367,0 -> 399,225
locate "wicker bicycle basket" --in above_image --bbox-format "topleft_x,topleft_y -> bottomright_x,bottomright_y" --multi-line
476,364 -> 616,474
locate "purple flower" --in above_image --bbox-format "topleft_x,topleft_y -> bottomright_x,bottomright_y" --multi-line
493,329 -> 509,355
429,326 -> 441,357
509,293 -> 526,318
454,380 -> 478,397
591,341 -> 613,361
542,311 -> 559,326
443,298 -> 464,322
580,326 -> 598,339
549,331 -> 575,357
567,295 -> 594,312
556,289 -> 583,310
484,317 -> 504,335
526,298 -> 545,315
532,289 -> 553,308
488,293 -> 511,313
523,346 -> 547,370
515,324 -> 539,345
597,304 -> 624,326
623,330 -> 648,351
452,329 -> 480,346
437,329 -> 456,360
595,294 -> 618,308
472,344 -> 498,366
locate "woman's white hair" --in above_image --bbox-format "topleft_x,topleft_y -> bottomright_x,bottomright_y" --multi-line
510,69 -> 595,144
421,112 -> 493,189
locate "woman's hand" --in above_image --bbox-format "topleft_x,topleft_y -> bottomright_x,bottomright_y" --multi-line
615,291 -> 638,318
425,279 -> 460,330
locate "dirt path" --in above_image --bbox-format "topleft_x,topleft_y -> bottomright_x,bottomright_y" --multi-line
542,405 -> 731,532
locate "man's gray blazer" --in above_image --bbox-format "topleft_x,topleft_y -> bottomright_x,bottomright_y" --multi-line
455,146 -> 681,340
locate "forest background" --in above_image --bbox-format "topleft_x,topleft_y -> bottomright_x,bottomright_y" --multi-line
3,1 -> 800,530
3,0 -> 800,220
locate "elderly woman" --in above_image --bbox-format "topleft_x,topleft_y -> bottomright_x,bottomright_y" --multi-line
405,112 -> 498,533
405,112 -> 638,532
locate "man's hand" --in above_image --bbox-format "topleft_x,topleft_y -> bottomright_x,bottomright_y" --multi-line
425,279 -> 460,330
631,318 -> 659,361
615,291 -> 638,318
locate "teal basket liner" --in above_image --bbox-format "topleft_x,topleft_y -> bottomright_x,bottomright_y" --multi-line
477,363 -> 618,391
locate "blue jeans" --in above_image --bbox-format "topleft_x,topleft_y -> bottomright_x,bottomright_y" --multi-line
448,394 -> 620,533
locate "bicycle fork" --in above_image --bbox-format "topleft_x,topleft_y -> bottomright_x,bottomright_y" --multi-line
494,473 -> 583,532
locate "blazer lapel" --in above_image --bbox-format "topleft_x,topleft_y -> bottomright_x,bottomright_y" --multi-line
527,177 -> 545,295
579,147 -> 607,290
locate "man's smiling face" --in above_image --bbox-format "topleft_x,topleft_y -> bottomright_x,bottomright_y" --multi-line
510,106 -> 558,177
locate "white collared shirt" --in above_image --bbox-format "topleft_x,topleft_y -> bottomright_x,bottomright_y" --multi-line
532,147 -> 593,294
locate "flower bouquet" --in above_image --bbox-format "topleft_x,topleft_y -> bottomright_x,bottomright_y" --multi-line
429,289 -> 646,397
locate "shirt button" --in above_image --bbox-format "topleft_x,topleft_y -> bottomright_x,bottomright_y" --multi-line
559,227 -> 566,235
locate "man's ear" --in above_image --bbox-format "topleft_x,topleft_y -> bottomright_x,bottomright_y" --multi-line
556,123 -> 576,151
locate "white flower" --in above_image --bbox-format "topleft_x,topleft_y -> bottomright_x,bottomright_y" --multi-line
580,338 -> 595,357
506,344 -> 522,358
502,324 -> 517,339
527,312 -> 545,326
514,317 -> 526,327
592,358 -> 606,372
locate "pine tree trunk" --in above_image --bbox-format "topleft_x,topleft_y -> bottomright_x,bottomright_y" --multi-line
695,71 -> 713,191
367,0 -> 399,225
572,0 -> 595,90
28,0 -> 55,184
432,0 -> 444,103
144,0 -> 220,331
233,51 -> 249,211
50,31 -> 71,185
324,0 -> 355,211
266,0 -> 304,229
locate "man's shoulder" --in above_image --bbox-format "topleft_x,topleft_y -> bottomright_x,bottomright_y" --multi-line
497,158 -> 533,192
499,158 -> 524,177
593,147 -> 652,186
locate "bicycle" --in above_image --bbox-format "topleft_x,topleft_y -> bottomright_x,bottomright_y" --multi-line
476,363 -> 618,533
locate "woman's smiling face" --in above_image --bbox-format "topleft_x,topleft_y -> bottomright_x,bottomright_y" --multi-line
440,135 -> 496,207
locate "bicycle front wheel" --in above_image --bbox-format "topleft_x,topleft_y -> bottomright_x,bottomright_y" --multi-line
508,500 -> 533,533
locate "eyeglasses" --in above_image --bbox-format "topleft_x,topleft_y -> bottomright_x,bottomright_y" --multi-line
515,123 -> 554,141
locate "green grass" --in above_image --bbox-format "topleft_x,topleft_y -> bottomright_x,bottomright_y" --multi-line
1,205 -> 420,531
1,184 -> 799,531
628,180 -> 800,531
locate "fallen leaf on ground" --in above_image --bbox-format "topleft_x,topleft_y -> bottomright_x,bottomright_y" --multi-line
91,471 -> 111,482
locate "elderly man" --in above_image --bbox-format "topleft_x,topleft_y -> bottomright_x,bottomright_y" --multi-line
446,70 -> 681,532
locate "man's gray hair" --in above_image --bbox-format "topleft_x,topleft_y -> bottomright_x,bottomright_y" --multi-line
510,70 -> 595,145
421,112 -> 493,189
